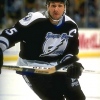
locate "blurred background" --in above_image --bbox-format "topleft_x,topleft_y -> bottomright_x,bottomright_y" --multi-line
0,0 -> 100,29
0,1 -> 100,100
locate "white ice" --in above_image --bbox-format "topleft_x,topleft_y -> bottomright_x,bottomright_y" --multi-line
0,58 -> 100,100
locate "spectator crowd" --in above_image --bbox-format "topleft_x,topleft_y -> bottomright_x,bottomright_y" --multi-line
0,0 -> 99,29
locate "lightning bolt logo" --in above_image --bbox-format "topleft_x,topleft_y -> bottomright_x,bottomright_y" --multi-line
40,39 -> 65,57
40,33 -> 68,57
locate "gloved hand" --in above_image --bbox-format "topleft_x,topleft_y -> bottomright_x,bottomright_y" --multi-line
0,48 -> 3,74
66,62 -> 84,78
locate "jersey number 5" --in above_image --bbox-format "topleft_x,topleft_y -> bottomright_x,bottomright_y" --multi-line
5,28 -> 17,35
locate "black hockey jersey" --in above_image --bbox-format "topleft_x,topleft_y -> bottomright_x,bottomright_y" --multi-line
0,12 -> 79,63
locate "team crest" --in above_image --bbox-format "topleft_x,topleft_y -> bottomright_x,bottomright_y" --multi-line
40,32 -> 69,57
23,13 -> 32,21
19,12 -> 33,26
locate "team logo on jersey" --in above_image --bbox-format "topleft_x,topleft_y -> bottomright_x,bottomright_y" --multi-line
23,13 -> 32,21
71,78 -> 79,87
19,13 -> 33,26
40,32 -> 69,57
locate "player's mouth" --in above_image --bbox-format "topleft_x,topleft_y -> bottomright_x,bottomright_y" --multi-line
53,13 -> 60,20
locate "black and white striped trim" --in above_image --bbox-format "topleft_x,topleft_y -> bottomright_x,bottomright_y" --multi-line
0,36 -> 9,51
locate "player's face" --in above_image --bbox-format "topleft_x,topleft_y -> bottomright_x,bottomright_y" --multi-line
47,2 -> 65,20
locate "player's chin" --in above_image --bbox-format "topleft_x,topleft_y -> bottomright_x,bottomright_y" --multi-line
52,15 -> 61,20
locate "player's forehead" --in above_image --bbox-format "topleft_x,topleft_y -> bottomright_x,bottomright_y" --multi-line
48,1 -> 65,6
49,1 -> 64,4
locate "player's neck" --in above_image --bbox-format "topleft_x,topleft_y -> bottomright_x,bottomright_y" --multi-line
49,18 -> 59,25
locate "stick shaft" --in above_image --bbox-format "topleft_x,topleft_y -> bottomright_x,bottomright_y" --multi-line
83,70 -> 100,74
2,65 -> 100,74
2,56 -> 78,74
2,65 -> 56,74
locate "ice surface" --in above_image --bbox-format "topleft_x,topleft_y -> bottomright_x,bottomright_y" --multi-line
0,58 -> 100,100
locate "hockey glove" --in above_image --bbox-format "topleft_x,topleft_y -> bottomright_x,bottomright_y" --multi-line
0,48 -> 3,74
66,62 -> 84,79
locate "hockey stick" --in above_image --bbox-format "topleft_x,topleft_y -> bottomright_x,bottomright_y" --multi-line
2,65 -> 56,74
56,68 -> 100,74
2,65 -> 100,74
83,69 -> 100,74
2,56 -> 78,74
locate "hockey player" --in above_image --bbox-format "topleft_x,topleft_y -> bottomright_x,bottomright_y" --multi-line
0,0 -> 86,99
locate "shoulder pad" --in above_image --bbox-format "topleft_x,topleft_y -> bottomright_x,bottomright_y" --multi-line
19,12 -> 46,26
65,15 -> 78,27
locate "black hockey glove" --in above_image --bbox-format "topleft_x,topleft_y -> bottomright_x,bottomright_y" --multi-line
0,48 -> 3,74
66,62 -> 84,79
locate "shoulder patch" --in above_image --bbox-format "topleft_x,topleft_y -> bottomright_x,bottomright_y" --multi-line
19,12 -> 46,26
65,15 -> 77,26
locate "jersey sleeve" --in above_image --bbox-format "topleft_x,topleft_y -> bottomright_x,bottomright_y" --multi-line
0,12 -> 46,51
0,22 -> 24,51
